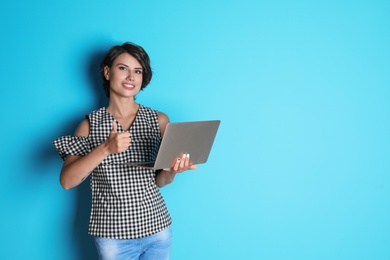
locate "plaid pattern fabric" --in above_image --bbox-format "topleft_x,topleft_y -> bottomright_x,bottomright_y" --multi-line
53,135 -> 91,160
53,105 -> 172,239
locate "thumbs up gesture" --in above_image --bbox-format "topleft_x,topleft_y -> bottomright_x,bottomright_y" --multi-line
105,121 -> 131,154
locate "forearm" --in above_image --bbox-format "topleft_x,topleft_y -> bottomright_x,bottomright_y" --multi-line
155,170 -> 177,188
60,143 -> 110,190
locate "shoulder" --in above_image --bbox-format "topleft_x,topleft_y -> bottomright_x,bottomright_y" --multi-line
88,107 -> 106,120
138,104 -> 169,134
139,104 -> 158,116
74,108 -> 106,137
86,107 -> 108,128
158,112 -> 170,135
74,118 -> 90,137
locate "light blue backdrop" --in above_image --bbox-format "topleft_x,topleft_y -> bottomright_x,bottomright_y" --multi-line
1,0 -> 389,259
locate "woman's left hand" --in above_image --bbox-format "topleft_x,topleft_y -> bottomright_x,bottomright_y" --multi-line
164,153 -> 198,174
156,153 -> 198,187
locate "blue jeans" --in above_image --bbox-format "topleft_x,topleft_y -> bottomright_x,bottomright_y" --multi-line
94,227 -> 172,260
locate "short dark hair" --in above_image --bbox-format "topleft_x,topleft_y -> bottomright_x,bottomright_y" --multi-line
99,42 -> 153,97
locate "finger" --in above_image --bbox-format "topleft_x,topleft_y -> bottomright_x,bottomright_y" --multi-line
189,165 -> 198,170
179,153 -> 186,169
111,121 -> 118,134
127,133 -> 132,147
122,133 -> 131,147
173,157 -> 181,172
118,131 -> 131,140
184,153 -> 190,167
115,132 -> 131,152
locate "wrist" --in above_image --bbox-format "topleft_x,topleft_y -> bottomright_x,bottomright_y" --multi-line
162,169 -> 176,182
99,141 -> 111,157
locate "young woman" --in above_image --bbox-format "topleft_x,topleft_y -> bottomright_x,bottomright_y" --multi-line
53,42 -> 197,259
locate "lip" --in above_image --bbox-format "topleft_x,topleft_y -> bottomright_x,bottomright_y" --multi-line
122,82 -> 135,90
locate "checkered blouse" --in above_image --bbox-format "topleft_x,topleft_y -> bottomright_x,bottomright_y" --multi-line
53,105 -> 172,239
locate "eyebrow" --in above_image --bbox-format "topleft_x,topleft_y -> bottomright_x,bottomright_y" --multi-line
116,63 -> 143,69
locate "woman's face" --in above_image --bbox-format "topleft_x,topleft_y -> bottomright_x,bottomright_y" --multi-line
104,53 -> 143,98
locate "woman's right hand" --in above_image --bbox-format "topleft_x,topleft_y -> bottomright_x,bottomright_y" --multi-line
104,121 -> 131,154
60,121 -> 131,190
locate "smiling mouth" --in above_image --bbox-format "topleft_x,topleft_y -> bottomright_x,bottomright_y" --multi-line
123,83 -> 135,90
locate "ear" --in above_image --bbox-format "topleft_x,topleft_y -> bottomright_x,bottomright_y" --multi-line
104,66 -> 110,80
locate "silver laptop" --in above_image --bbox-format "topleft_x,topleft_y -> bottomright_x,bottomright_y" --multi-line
128,120 -> 220,170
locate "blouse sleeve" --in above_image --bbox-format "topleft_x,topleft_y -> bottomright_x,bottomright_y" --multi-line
52,136 -> 91,161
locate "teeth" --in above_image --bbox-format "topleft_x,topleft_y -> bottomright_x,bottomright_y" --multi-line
123,84 -> 134,88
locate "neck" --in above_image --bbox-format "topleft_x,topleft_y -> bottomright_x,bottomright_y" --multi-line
107,98 -> 139,119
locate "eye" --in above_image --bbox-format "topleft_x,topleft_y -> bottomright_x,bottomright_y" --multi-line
118,66 -> 127,71
135,69 -> 143,74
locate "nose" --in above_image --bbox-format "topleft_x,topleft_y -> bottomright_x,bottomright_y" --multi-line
127,71 -> 135,81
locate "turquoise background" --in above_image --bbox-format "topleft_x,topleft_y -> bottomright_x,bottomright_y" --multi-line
1,0 -> 389,259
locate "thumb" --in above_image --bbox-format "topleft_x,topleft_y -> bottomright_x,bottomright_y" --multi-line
111,121 -> 118,133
